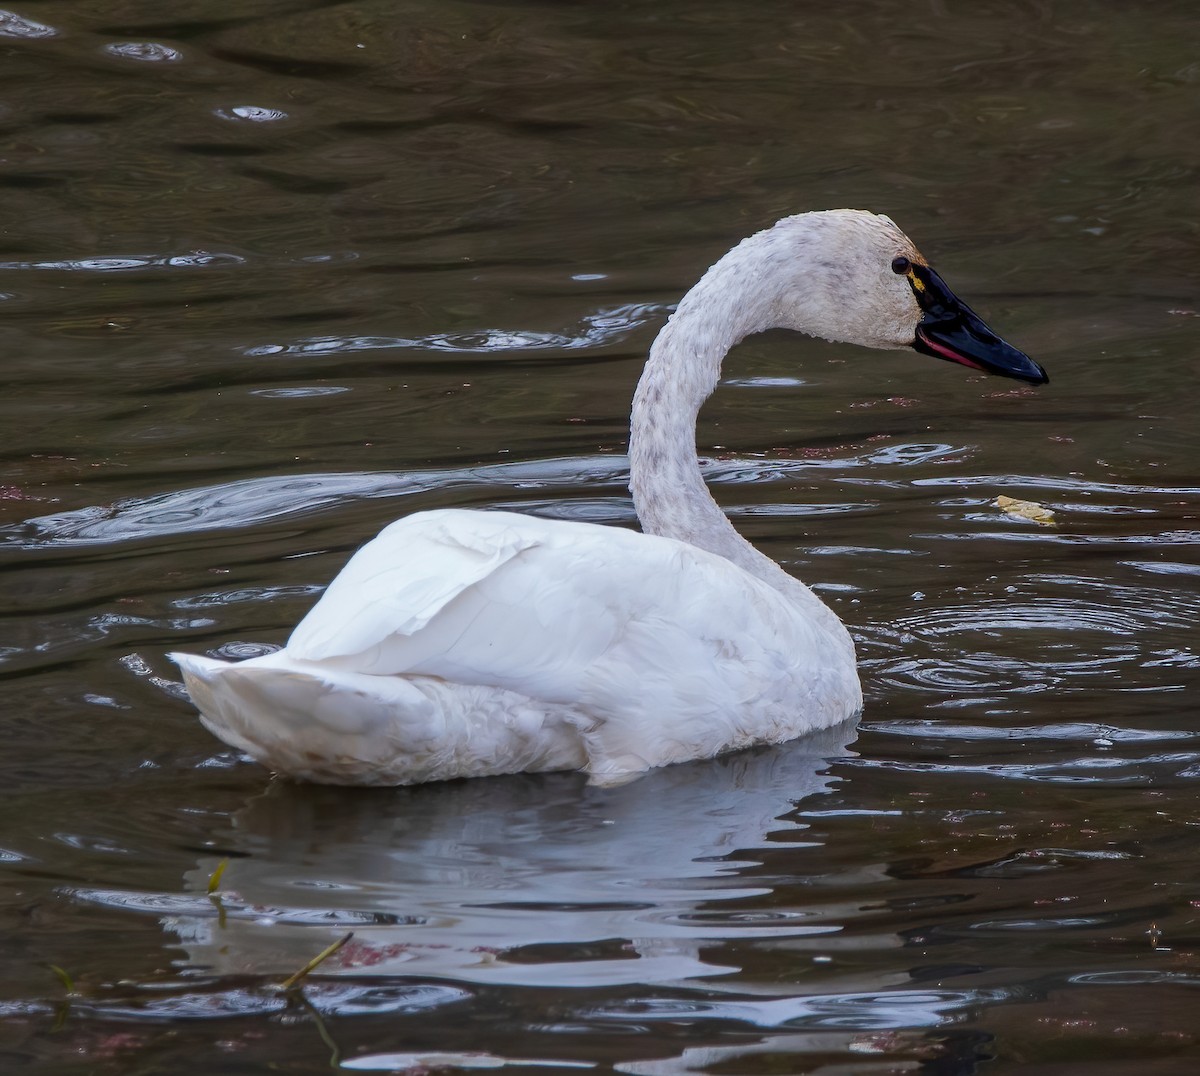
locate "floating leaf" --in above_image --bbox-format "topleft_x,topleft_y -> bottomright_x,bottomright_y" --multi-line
994,494 -> 1056,526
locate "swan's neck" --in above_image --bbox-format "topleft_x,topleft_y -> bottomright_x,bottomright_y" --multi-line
628,232 -> 851,647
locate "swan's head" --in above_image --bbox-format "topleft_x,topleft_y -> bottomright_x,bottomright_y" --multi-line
760,209 -> 1048,385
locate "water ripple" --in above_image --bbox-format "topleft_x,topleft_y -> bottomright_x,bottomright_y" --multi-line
9,472 -> 414,547
970,914 -> 1116,932
214,105 -> 290,123
61,981 -> 467,1022
343,1050 -> 592,1070
3,458 -> 629,548
0,9 -> 57,38
0,611 -> 217,671
848,752 -> 1200,785
249,385 -> 351,398
13,448 -> 1200,560
588,988 -> 1004,1031
103,42 -> 182,63
869,720 -> 1193,744
0,251 -> 246,272
914,474 -> 1200,498
863,575 -> 1199,700
1123,558 -> 1200,578
62,885 -> 427,927
244,302 -> 665,358
1071,970 -> 1200,986
212,641 -> 283,661
172,584 -> 324,610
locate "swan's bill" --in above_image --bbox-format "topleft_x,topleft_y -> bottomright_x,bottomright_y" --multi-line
906,263 -> 1049,385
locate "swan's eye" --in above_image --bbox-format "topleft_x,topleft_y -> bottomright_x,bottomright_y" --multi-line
891,256 -> 911,275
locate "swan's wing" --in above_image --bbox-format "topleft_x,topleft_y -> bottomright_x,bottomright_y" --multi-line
288,509 -> 653,702
288,509 -> 540,660
285,509 -> 854,756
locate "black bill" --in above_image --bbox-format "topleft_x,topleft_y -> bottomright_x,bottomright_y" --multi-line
908,263 -> 1048,385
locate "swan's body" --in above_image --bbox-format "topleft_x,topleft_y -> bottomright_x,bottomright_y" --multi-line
174,510 -> 855,784
173,210 -> 1047,785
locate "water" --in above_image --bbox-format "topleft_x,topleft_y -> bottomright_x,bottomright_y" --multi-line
2,1 -> 1199,1071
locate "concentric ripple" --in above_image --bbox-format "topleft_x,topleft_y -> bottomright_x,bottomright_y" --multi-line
861,574 -> 1199,702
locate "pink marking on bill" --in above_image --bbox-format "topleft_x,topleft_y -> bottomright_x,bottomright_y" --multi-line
918,328 -> 985,371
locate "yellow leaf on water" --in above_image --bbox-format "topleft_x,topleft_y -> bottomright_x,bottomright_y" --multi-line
994,494 -> 1056,526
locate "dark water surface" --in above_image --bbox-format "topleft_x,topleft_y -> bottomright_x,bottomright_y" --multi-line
2,1 -> 1199,1072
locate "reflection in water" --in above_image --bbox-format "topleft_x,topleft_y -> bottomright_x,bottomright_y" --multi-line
165,722 -> 858,988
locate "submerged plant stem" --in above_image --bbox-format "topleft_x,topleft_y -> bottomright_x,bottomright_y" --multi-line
278,931 -> 354,992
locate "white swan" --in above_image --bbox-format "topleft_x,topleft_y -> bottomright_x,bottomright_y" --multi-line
172,209 -> 1047,786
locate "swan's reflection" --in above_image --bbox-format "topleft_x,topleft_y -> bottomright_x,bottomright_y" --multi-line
171,721 -> 857,988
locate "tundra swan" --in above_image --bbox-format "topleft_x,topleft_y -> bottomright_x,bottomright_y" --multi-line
172,209 -> 1047,785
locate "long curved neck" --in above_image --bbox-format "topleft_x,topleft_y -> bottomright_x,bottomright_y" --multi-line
628,234 -> 852,648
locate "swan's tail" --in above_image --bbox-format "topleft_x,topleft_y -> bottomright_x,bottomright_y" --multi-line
169,651 -> 586,785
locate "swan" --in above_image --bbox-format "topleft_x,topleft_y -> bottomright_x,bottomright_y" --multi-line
171,209 -> 1048,786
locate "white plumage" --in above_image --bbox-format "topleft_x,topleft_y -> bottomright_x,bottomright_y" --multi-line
173,209 -> 1046,785
175,510 -> 854,784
